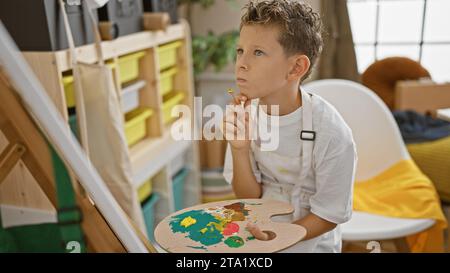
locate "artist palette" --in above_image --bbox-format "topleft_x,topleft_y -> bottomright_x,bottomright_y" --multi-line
154,199 -> 306,252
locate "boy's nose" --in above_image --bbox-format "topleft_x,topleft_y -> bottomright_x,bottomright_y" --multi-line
238,62 -> 249,71
240,64 -> 248,70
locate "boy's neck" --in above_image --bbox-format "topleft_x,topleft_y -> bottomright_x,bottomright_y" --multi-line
259,83 -> 302,116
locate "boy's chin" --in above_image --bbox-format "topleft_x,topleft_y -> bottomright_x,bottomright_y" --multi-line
237,88 -> 255,100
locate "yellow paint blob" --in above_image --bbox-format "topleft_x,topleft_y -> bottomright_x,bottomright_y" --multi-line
180,216 -> 197,228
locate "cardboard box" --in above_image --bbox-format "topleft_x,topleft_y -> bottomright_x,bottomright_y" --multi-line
395,80 -> 450,114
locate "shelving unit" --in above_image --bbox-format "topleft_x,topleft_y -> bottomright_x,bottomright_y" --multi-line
2,20 -> 201,240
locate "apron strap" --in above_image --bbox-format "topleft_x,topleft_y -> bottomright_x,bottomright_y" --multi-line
300,88 -> 314,181
291,87 -> 315,220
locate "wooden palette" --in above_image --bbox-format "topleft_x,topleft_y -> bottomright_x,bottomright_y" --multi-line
154,199 -> 306,253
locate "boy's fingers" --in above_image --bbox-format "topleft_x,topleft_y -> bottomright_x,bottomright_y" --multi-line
234,94 -> 248,105
246,223 -> 269,241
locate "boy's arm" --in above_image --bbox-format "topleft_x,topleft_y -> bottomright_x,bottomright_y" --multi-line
230,147 -> 262,199
247,212 -> 336,241
223,93 -> 262,199
292,213 -> 336,240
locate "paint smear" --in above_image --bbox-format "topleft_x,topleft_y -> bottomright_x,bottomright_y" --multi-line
180,216 -> 196,228
188,245 -> 207,250
222,222 -> 240,236
169,202 -> 254,249
224,202 -> 250,216
170,210 -> 223,246
224,236 -> 245,248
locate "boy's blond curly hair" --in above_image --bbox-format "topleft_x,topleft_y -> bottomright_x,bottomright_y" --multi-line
240,0 -> 324,81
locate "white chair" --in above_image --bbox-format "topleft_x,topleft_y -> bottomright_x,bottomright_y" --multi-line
303,79 -> 434,252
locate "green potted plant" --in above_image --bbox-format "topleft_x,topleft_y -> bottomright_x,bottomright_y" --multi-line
178,0 -> 239,75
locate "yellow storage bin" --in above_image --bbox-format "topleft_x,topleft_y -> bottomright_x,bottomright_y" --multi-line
117,51 -> 146,84
159,67 -> 178,96
157,41 -> 182,71
138,178 -> 153,203
62,75 -> 76,108
124,107 -> 154,146
162,91 -> 185,125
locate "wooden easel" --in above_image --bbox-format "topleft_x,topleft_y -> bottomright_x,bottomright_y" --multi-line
0,70 -> 155,252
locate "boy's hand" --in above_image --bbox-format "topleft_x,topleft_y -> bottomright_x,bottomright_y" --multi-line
246,222 -> 275,241
222,94 -> 252,151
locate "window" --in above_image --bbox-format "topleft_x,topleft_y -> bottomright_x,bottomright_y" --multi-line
347,0 -> 450,83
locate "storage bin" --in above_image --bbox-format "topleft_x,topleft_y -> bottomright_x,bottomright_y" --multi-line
121,80 -> 146,113
0,0 -> 97,51
172,168 -> 188,211
68,114 -> 78,139
162,91 -> 185,125
98,0 -> 144,38
137,177 -> 153,203
124,107 -> 154,146
157,41 -> 182,71
143,0 -> 179,24
159,67 -> 178,96
117,51 -> 146,84
142,193 -> 160,242
62,75 -> 76,108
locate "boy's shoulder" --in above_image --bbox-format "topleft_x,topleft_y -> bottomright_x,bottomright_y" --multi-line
310,93 -> 354,145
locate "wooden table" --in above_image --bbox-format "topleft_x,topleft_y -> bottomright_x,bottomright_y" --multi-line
154,199 -> 306,253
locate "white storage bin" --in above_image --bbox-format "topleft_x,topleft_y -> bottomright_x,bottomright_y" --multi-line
121,80 -> 146,113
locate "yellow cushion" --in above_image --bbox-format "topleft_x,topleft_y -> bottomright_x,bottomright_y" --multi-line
354,159 -> 447,252
407,136 -> 450,203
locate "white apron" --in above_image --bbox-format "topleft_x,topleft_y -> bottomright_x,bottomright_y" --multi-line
252,89 -> 327,252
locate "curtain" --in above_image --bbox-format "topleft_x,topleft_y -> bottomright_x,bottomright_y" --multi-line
318,0 -> 360,82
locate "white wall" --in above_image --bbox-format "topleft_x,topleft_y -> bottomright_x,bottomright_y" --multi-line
180,0 -> 322,74
185,0 -> 321,36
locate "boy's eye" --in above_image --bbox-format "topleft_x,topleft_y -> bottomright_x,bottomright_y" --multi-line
236,48 -> 243,55
254,50 -> 264,56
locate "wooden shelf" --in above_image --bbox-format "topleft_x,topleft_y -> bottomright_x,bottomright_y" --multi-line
14,19 -> 201,240
23,23 -> 185,73
129,120 -> 191,188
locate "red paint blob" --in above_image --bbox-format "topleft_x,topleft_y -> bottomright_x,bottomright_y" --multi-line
223,222 -> 240,236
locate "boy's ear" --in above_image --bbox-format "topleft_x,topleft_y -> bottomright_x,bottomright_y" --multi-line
287,54 -> 311,81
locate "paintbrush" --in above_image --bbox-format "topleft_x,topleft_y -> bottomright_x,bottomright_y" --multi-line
227,88 -> 244,107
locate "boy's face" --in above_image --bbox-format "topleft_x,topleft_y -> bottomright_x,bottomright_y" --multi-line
235,24 -> 297,100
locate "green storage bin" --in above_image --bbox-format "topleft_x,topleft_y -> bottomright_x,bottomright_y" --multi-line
68,114 -> 78,137
159,67 -> 178,96
172,168 -> 188,211
157,41 -> 182,71
142,193 -> 160,242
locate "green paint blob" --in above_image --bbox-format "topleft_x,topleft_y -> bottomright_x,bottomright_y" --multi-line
224,236 -> 245,248
246,236 -> 255,241
170,210 -> 223,246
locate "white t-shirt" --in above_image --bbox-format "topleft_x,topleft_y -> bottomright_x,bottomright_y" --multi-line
223,92 -> 357,253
